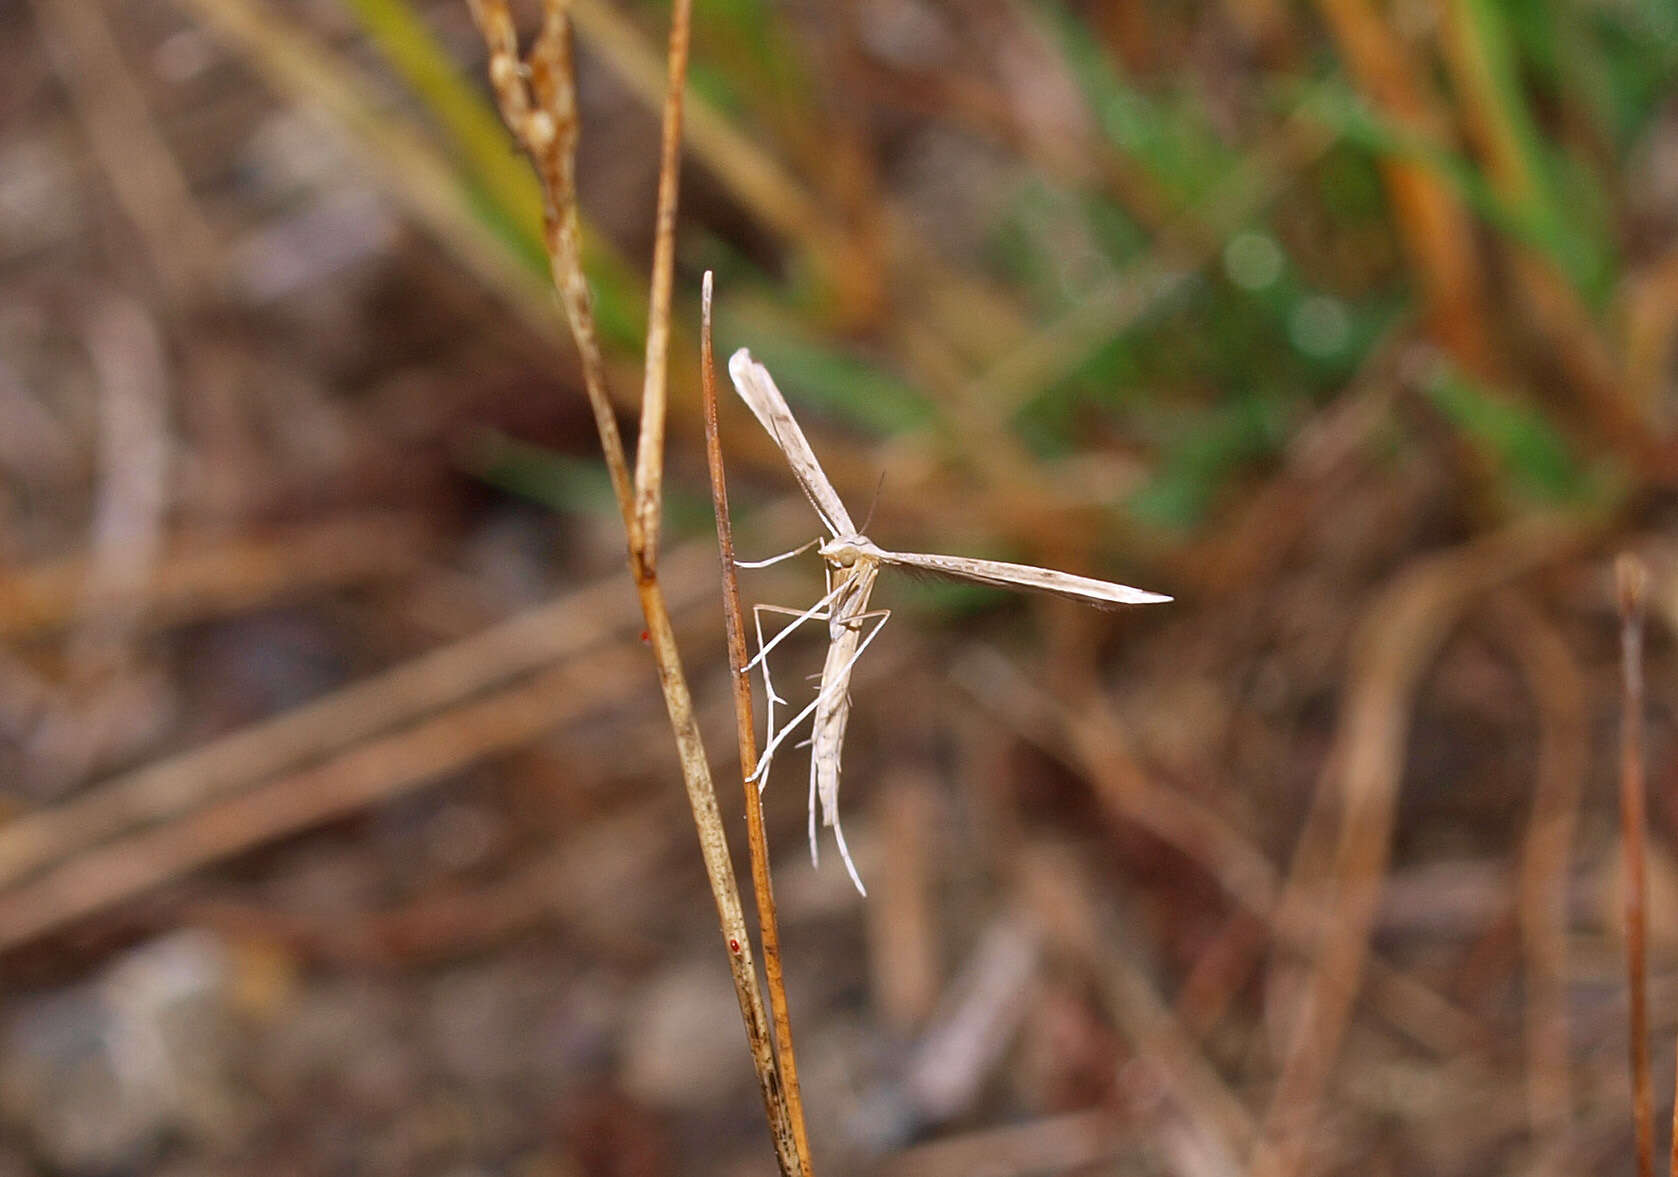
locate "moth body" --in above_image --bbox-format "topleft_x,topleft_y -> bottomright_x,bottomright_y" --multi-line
726,346 -> 1169,895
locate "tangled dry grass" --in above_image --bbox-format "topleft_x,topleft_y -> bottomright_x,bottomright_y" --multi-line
1,1 -> 1677,1175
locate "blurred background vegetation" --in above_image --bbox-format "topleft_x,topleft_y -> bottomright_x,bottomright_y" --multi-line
1,0 -> 1677,1174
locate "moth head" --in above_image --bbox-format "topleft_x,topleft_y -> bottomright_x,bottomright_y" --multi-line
819,536 -> 869,567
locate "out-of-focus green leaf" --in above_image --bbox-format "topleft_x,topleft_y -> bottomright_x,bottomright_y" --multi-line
345,0 -> 649,347
1421,368 -> 1587,502
646,0 -> 810,131
340,0 -> 543,252
987,180 -> 1145,317
464,431 -> 620,514
1583,3 -> 1678,144
1510,0 -> 1674,149
584,251 -> 648,351
1454,0 -> 1617,302
465,429 -> 713,529
1127,396 -> 1292,529
703,0 -> 801,85
1042,2 -> 1239,210
1305,78 -> 1618,301
1315,145 -> 1388,222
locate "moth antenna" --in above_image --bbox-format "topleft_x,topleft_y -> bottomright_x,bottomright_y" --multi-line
859,470 -> 887,534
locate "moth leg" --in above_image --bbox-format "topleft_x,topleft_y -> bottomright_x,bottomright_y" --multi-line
753,603 -> 826,706
744,577 -> 848,675
747,675 -> 827,787
751,601 -> 832,794
749,605 -> 892,787
820,607 -> 890,688
831,812 -> 865,897
734,537 -> 819,569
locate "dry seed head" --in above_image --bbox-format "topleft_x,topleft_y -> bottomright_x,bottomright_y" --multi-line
489,54 -> 520,92
527,110 -> 557,153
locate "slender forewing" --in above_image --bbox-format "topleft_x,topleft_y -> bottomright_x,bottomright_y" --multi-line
876,549 -> 1171,609
728,349 -> 855,538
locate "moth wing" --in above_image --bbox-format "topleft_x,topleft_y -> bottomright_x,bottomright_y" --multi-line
728,349 -> 855,538
877,549 -> 1171,609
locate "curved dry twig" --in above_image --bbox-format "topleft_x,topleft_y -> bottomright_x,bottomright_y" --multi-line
1488,592 -> 1585,1169
1249,513 -> 1597,1177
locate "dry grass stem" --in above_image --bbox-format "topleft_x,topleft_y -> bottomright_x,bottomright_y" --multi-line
0,540 -> 714,895
466,3 -> 799,1170
0,635 -> 681,952
567,0 -> 833,257
701,273 -> 815,1176
1311,0 -> 1498,378
1671,1042 -> 1678,1177
0,513 -> 427,641
1436,6 -> 1648,470
1616,553 -> 1654,1177
1250,514 -> 1597,1177
1494,594 -> 1584,1164
187,0 -> 871,498
7,0 -> 1670,1170
183,0 -> 568,350
632,0 -> 695,568
1022,850 -> 1253,1161
952,645 -> 1481,1060
869,773 -> 941,1029
32,0 -> 219,303
878,1108 -> 1122,1177
472,0 -> 634,530
564,0 -> 1012,334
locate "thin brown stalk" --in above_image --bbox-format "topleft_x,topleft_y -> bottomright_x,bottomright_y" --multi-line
878,1108 -> 1121,1177
1436,4 -> 1650,472
472,0 -> 634,531
564,0 -> 1003,338
0,539 -> 714,896
951,645 -> 1481,1061
1493,593 -> 1584,1167
1616,553 -> 1654,1177
701,272 -> 815,1176
1250,514 -> 1596,1177
1021,849 -> 1252,1161
0,639 -> 665,952
631,0 -> 695,565
31,0 -> 219,304
466,3 -> 799,1171
0,513 -> 426,641
1671,1040 -> 1678,1177
1312,0 -> 1498,380
183,0 -> 566,353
